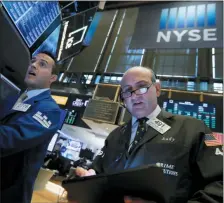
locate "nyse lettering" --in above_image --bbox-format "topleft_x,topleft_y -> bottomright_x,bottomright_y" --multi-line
157,28 -> 217,43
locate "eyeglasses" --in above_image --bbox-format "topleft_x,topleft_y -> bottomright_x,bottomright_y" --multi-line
121,83 -> 154,99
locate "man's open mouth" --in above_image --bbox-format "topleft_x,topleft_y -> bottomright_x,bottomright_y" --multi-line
28,71 -> 36,76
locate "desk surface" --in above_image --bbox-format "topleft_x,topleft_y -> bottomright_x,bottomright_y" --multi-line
32,180 -> 68,203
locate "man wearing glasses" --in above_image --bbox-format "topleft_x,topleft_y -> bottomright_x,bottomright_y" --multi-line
76,67 -> 222,203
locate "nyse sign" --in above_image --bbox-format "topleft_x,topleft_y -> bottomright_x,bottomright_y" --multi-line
157,29 -> 217,42
130,2 -> 222,49
157,3 -> 218,43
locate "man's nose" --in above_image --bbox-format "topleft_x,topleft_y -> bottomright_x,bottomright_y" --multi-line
30,64 -> 37,70
131,91 -> 140,100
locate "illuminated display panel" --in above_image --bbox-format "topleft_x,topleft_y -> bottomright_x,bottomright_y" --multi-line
163,99 -> 216,130
2,1 -> 60,48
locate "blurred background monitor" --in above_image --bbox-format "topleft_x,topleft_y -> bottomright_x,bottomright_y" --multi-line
64,94 -> 92,128
162,99 -> 219,132
53,132 -> 83,161
32,24 -> 61,57
1,1 -> 61,53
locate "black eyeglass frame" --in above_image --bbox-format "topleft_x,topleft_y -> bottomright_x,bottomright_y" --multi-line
120,83 -> 154,99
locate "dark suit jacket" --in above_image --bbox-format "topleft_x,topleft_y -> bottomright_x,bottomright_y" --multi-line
93,110 -> 223,203
0,90 -> 61,203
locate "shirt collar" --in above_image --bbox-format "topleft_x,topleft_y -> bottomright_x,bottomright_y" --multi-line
132,105 -> 161,126
24,88 -> 49,101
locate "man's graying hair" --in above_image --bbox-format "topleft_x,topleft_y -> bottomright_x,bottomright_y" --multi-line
124,66 -> 157,83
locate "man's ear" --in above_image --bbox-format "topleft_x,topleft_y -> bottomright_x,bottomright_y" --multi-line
50,74 -> 58,83
154,82 -> 161,97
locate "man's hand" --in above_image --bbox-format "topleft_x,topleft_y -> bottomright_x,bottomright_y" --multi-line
75,167 -> 96,177
124,196 -> 156,203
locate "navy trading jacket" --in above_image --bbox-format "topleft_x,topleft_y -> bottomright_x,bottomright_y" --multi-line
93,110 -> 223,203
0,90 -> 61,203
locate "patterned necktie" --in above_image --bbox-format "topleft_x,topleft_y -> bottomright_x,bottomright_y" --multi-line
129,117 -> 148,154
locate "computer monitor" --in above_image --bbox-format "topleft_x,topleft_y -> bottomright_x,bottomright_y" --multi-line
53,132 -> 83,161
32,24 -> 61,57
162,99 -> 217,131
64,94 -> 92,128
2,1 -> 61,50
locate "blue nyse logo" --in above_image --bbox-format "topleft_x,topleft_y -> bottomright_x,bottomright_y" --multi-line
157,4 -> 217,43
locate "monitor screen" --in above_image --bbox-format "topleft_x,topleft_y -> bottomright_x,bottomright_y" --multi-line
163,99 -> 217,131
64,94 -> 92,128
2,1 -> 60,48
32,24 -> 61,57
64,110 -> 77,125
53,132 -> 83,161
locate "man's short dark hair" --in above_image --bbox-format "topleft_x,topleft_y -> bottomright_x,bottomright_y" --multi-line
36,51 -> 59,76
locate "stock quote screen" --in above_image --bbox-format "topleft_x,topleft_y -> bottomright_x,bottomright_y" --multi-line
163,99 -> 216,130
2,1 -> 60,47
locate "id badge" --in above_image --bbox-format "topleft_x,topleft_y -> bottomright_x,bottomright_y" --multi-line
147,117 -> 171,134
12,103 -> 31,112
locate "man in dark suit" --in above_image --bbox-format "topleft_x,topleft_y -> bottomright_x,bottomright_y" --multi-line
76,66 -> 223,203
0,51 -> 62,203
